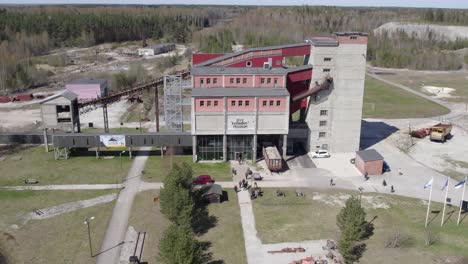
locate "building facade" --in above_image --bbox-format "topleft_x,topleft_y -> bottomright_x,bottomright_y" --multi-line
40,90 -> 80,133
191,32 -> 368,162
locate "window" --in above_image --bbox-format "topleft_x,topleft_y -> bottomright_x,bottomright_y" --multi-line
213,78 -> 217,84
274,78 -> 278,84
262,100 -> 267,106
214,100 -> 218,107
200,78 -> 204,85
324,57 -> 332,62
238,100 -> 243,106
276,100 -> 281,106
350,36 -> 358,40
319,132 -> 326,138
323,68 -> 331,73
246,61 -> 252,67
207,78 -> 211,84
207,101 -> 211,107
320,110 -> 328,116
267,78 -> 271,84
319,120 -> 327,126
200,101 -> 204,107
243,78 -> 247,84
231,100 -> 235,106
245,101 -> 250,107
276,60 -> 281,65
261,78 -> 265,84
236,78 -> 241,84
269,100 -> 274,106
230,78 -> 234,84
321,144 -> 328,150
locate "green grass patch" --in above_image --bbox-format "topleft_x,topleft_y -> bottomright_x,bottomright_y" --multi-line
129,190 -> 246,264
253,188 -> 468,263
0,145 -> 132,186
0,190 -> 115,264
144,155 -> 231,182
363,75 -> 450,118
381,71 -> 468,102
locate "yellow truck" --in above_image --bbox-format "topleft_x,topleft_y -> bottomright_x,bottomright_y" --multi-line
430,123 -> 452,143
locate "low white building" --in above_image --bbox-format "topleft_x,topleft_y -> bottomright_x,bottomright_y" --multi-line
137,43 -> 176,56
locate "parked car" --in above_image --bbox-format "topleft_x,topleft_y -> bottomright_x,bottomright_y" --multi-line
311,150 -> 330,158
192,175 -> 213,186
383,161 -> 391,173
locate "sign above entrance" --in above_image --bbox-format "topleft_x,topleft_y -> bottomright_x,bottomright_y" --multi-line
227,116 -> 255,131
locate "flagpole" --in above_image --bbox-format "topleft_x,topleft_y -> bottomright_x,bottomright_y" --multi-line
441,180 -> 449,226
425,182 -> 433,228
457,178 -> 466,225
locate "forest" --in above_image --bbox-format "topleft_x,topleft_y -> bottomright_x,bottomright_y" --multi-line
0,5 -> 467,93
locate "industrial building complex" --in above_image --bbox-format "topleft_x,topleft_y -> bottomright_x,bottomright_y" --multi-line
28,32 -> 368,162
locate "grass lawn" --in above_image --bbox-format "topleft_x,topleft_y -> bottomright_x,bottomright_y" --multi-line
0,190 -> 116,264
381,71 -> 468,102
129,190 -> 246,264
0,145 -> 132,186
144,155 -> 232,182
253,188 -> 468,264
363,75 -> 450,118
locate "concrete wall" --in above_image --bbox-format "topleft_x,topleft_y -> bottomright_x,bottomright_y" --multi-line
305,41 -> 367,153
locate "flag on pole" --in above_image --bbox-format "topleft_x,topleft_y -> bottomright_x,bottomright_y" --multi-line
424,178 -> 434,189
454,177 -> 466,189
441,178 -> 449,191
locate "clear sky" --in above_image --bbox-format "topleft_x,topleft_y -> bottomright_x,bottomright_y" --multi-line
1,0 -> 468,9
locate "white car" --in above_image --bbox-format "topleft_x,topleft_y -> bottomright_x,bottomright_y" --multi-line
311,150 -> 330,158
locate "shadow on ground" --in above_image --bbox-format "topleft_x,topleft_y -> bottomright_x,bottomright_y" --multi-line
360,120 -> 399,149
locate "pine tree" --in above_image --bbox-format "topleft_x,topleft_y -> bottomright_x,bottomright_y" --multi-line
337,195 -> 369,264
159,223 -> 202,264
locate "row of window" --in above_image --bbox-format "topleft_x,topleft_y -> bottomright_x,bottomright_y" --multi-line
323,68 -> 331,73
230,77 -> 248,84
260,77 -> 279,85
199,100 -> 219,107
200,78 -> 218,85
324,57 -> 332,62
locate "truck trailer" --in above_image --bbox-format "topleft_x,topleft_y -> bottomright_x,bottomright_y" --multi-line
430,123 -> 452,143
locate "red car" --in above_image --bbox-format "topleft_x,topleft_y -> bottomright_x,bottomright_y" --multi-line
192,175 -> 213,186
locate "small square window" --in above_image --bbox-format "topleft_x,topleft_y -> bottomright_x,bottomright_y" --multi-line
276,60 -> 281,65
200,101 -> 204,107
207,78 -> 211,84
269,100 -> 273,106
207,101 -> 211,106
261,78 -> 265,84
274,78 -> 278,84
262,100 -> 267,106
231,100 -> 235,106
245,101 -> 250,107
246,61 -> 252,67
236,78 -> 241,84
323,68 -> 331,73
267,78 -> 271,84
230,78 -> 234,84
276,100 -> 281,106
213,78 -> 217,84
320,110 -> 328,116
214,101 -> 218,106
238,100 -> 243,106
319,132 -> 326,138
243,78 -> 247,84
319,120 -> 327,126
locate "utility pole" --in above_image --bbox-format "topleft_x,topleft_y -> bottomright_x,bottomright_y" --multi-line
84,217 -> 95,257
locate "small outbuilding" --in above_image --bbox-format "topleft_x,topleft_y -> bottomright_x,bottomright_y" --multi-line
137,43 -> 176,56
200,184 -> 223,204
40,90 -> 80,133
66,79 -> 108,100
355,149 -> 384,175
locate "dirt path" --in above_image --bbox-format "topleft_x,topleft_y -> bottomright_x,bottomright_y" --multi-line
26,193 -> 117,222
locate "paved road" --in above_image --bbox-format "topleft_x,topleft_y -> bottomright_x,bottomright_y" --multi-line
0,184 -> 123,190
95,147 -> 151,264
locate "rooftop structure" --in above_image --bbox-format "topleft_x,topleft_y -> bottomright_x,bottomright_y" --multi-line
66,79 -> 108,100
